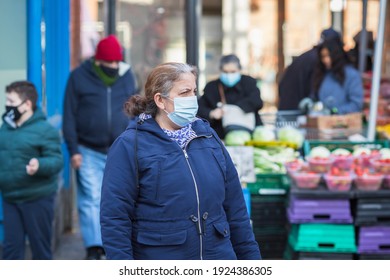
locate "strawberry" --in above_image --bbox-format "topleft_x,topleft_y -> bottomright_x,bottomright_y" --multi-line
355,166 -> 363,176
331,167 -> 340,176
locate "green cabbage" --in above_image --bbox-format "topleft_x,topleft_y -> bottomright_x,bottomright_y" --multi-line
310,146 -> 331,158
353,147 -> 371,156
252,126 -> 276,141
332,148 -> 351,156
224,130 -> 252,146
277,127 -> 304,148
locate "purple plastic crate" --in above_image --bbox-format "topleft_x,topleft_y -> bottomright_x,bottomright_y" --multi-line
288,197 -> 353,224
358,226 -> 390,254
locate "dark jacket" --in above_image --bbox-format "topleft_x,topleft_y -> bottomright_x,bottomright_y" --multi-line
62,59 -> 137,156
0,109 -> 63,203
278,47 -> 318,110
197,75 -> 263,139
100,117 -> 261,260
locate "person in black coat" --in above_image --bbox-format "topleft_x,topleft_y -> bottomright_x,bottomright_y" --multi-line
278,28 -> 341,110
348,30 -> 374,72
197,54 -> 263,139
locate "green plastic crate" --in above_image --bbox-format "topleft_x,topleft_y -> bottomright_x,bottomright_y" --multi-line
247,174 -> 290,195
303,139 -> 389,156
288,224 -> 356,253
284,243 -> 354,260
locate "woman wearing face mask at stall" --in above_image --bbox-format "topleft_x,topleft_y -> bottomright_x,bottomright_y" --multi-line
310,37 -> 363,114
197,54 -> 263,139
100,62 -> 261,260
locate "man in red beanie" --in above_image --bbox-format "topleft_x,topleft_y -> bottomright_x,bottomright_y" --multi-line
62,34 -> 138,260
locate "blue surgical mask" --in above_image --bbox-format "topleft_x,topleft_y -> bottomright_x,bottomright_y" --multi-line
220,72 -> 241,87
164,96 -> 198,127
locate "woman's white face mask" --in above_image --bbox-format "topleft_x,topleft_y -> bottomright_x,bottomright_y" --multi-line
163,95 -> 198,127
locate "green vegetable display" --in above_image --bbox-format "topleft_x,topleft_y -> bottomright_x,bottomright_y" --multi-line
252,126 -> 276,142
277,127 -> 304,148
224,130 -> 252,146
253,146 -> 299,174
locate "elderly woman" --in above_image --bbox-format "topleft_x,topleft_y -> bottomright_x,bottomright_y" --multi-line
197,54 -> 263,139
100,62 -> 261,260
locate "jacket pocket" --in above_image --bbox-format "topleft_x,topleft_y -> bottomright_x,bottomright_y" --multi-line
213,221 -> 230,238
137,230 -> 187,246
212,151 -> 227,181
138,157 -> 163,201
206,221 -> 236,259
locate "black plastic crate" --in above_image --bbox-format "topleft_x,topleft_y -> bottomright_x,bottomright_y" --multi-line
253,226 -> 288,237
358,254 -> 390,260
257,236 -> 288,260
355,198 -> 390,225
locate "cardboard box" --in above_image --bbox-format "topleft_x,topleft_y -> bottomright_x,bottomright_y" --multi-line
306,113 -> 362,129
304,113 -> 363,140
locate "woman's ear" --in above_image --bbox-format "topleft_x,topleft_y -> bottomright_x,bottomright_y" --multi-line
154,93 -> 165,110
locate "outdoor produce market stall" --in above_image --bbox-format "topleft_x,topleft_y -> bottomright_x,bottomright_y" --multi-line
224,114 -> 390,259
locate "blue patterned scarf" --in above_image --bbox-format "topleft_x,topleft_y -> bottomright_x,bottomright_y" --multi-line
139,113 -> 198,149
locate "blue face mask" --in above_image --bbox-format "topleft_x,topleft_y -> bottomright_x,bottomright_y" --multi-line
164,95 -> 198,127
220,72 -> 241,87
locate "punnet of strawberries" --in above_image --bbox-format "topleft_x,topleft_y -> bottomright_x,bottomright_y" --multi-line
370,157 -> 390,175
291,169 -> 322,189
330,148 -> 354,170
324,166 -> 354,191
354,166 -> 384,191
353,148 -> 381,168
306,156 -> 334,173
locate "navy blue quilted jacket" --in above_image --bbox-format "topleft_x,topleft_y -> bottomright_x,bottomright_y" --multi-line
62,59 -> 137,156
100,117 -> 261,260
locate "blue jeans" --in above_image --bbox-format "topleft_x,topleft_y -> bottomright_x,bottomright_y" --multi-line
77,145 -> 106,248
2,192 -> 56,260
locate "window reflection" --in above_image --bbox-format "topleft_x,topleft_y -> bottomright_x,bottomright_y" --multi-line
79,0 -> 185,94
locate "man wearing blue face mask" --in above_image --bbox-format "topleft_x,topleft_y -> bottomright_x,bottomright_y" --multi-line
197,54 -> 263,139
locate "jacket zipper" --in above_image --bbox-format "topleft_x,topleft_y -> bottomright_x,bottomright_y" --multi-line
182,134 -> 212,260
107,87 -> 112,145
183,148 -> 203,260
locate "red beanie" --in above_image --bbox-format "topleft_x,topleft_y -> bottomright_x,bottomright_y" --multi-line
95,35 -> 123,62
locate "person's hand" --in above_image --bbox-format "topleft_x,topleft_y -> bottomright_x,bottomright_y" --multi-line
298,97 -> 314,113
26,158 -> 39,175
209,108 -> 224,120
71,154 -> 82,170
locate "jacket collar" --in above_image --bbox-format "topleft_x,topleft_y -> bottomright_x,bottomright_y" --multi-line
2,108 -> 46,130
83,59 -> 131,79
127,116 -> 214,138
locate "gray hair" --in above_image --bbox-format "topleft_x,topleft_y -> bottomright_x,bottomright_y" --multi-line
219,54 -> 242,70
125,62 -> 198,117
157,63 -> 197,98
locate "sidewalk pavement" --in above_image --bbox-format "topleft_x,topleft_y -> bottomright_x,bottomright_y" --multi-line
53,219 -> 84,260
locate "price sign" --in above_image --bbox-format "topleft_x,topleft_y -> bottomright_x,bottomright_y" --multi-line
226,146 -> 256,183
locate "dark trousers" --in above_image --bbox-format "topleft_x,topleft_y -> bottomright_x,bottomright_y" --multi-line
2,192 -> 56,260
